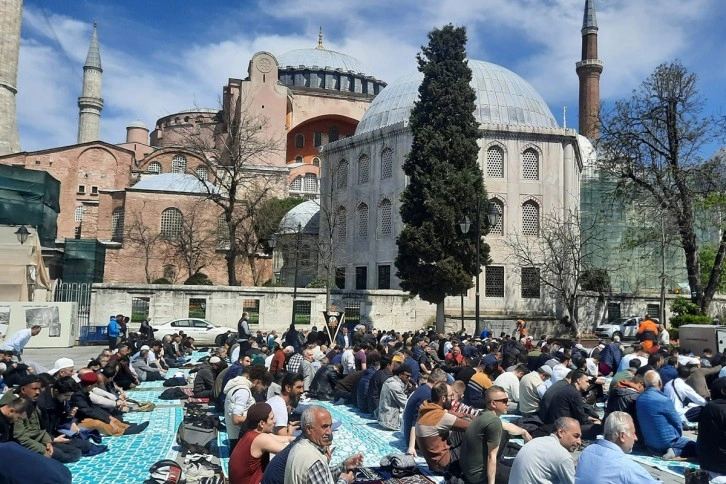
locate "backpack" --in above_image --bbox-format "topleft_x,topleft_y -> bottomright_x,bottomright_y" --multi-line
143,459 -> 184,484
160,387 -> 191,400
176,419 -> 217,454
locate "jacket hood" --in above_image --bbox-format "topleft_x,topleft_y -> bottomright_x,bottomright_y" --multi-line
615,379 -> 642,392
223,375 -> 252,394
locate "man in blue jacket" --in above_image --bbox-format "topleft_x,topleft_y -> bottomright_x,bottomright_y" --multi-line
635,370 -> 697,458
107,315 -> 120,350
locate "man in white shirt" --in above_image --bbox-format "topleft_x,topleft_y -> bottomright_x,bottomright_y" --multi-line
663,365 -> 706,425
551,354 -> 572,384
1,326 -> 41,359
266,373 -> 304,436
341,348 -> 356,375
493,364 -> 528,413
617,344 -> 648,372
657,324 -> 670,347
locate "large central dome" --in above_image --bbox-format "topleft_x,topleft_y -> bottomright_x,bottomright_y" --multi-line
355,60 -> 558,135
277,47 -> 370,75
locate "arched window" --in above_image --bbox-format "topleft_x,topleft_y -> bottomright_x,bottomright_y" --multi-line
522,148 -> 539,180
380,148 -> 393,179
172,155 -> 187,174
148,161 -> 162,174
336,207 -> 347,240
379,199 -> 393,237
295,133 -> 305,148
161,208 -> 183,240
357,203 -> 369,238
195,166 -> 209,181
489,199 -> 504,235
312,157 -> 320,167
522,201 -> 540,236
487,146 -> 504,178
358,154 -> 370,184
295,155 -> 303,164
304,173 -> 318,192
111,208 -> 124,242
290,176 -> 302,191
337,160 -> 349,189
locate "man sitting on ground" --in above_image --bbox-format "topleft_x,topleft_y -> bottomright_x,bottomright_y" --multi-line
193,356 -> 223,398
224,365 -> 273,452
415,382 -> 469,473
509,417 -> 581,484
575,411 -> 658,483
377,364 -> 413,431
518,365 -> 551,417
492,364 -> 528,413
266,373 -> 304,436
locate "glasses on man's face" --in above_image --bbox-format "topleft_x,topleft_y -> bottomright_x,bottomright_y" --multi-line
492,397 -> 509,404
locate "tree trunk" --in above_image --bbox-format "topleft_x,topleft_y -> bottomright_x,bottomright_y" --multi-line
680,228 -> 703,311
702,230 -> 726,313
248,254 -> 258,286
435,302 -> 445,333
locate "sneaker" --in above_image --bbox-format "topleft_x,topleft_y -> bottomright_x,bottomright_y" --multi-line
662,448 -> 676,459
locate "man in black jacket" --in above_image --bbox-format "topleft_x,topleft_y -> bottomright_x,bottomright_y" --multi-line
0,393 -> 28,441
309,363 -> 342,401
697,377 -> 726,479
540,370 -> 602,440
368,355 -> 393,413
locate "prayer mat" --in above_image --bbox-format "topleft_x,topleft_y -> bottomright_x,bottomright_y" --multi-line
353,466 -> 437,484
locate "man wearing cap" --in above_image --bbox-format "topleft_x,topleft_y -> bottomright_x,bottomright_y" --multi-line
47,358 -> 75,380
1,325 -> 41,360
13,375 -> 82,462
194,356 -> 223,398
518,365 -> 552,417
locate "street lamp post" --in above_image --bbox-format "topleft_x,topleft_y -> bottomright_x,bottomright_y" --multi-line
291,223 -> 302,326
459,198 -> 500,336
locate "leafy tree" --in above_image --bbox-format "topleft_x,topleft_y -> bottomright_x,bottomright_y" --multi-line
395,24 -> 489,331
580,268 -> 611,293
599,61 -> 726,313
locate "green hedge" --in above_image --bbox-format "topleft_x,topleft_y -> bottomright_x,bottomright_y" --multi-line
670,314 -> 713,328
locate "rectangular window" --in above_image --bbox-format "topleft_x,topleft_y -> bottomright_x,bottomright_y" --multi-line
485,266 -> 505,298
646,304 -> 660,319
345,301 -> 361,327
188,298 -> 207,319
243,299 -> 260,324
335,267 -> 346,289
377,265 -> 391,290
355,266 -> 367,290
607,302 -> 621,322
131,297 -> 150,322
329,126 -> 339,142
314,131 -> 322,146
521,267 -> 541,299
91,186 -> 99,195
293,300 -> 311,325
77,185 -> 86,194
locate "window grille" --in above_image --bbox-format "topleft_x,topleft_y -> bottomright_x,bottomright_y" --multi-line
337,207 -> 347,240
161,208 -> 183,240
111,208 -> 124,242
522,149 -> 539,180
335,267 -> 346,289
377,265 -> 391,289
243,299 -> 260,324
521,267 -> 541,298
489,199 -> 504,235
304,173 -> 318,192
357,203 -> 368,238
358,154 -> 370,184
292,300 -> 312,324
485,266 -> 505,297
381,148 -> 393,179
75,206 -> 84,222
148,161 -> 162,174
522,202 -> 539,236
290,176 -> 302,191
380,199 -> 392,237
355,266 -> 367,289
172,155 -> 187,174
487,146 -> 504,178
295,133 -> 304,148
195,166 -> 208,181
337,160 -> 348,189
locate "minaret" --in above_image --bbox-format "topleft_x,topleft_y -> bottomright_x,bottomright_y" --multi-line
0,0 -> 23,156
77,23 -> 103,144
576,0 -> 603,140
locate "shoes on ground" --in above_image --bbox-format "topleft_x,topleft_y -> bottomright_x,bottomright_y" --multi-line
662,448 -> 676,459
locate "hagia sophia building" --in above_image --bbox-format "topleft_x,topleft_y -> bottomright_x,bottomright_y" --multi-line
0,0 -> 608,317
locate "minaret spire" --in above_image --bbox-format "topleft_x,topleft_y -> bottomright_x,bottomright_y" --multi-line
77,22 -> 104,143
576,0 -> 603,139
0,0 -> 23,155
317,27 -> 324,49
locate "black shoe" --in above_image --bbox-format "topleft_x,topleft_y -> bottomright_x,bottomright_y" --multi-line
124,421 -> 150,435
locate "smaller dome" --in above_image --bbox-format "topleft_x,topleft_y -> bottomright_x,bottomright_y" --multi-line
132,173 -> 218,194
127,120 -> 147,129
279,200 -> 320,235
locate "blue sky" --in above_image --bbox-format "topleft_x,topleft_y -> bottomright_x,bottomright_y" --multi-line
15,0 -> 726,155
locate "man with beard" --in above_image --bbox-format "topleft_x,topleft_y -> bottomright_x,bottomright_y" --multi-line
415,382 -> 470,473
266,373 -> 304,436
285,405 -> 363,484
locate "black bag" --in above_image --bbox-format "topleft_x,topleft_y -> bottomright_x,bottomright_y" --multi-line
684,468 -> 710,484
159,387 -> 188,400
176,421 -> 217,454
163,377 -> 188,387
143,459 -> 183,484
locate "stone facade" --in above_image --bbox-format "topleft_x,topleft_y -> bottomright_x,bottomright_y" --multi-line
0,0 -> 23,156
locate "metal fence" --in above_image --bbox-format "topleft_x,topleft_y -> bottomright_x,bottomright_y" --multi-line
54,280 -> 91,328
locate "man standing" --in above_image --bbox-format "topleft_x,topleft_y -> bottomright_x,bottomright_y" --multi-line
1,326 -> 41,360
237,312 -> 252,355
336,327 -> 351,349
509,417 -> 581,484
284,405 -> 363,484
576,412 -> 658,483
637,315 -> 659,351
107,315 -> 120,350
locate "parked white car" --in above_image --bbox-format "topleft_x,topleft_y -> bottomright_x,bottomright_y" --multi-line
154,318 -> 235,344
594,316 -> 643,340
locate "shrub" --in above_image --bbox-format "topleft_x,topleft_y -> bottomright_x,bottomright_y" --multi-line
670,313 -> 712,328
668,327 -> 679,341
151,277 -> 171,284
184,272 -> 213,285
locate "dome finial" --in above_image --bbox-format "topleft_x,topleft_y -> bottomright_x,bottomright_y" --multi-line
317,26 -> 324,50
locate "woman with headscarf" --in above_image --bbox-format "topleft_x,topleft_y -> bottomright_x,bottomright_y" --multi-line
228,402 -> 295,484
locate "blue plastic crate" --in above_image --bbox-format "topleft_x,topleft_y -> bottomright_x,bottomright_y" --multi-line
79,325 -> 108,345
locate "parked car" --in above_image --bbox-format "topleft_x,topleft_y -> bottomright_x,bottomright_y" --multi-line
154,318 -> 235,344
594,316 -> 643,340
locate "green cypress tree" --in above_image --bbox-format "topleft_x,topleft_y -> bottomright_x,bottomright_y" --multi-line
395,24 -> 490,330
